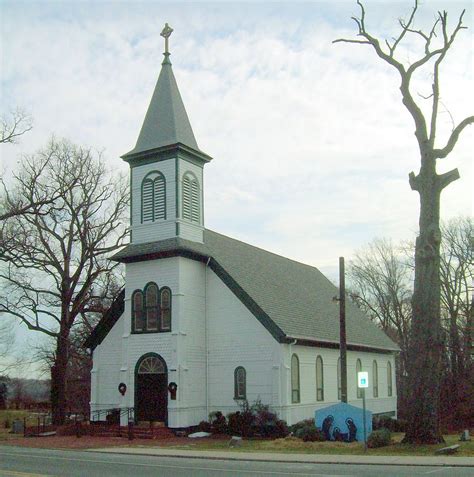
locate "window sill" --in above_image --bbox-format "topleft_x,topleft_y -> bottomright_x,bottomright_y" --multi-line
131,329 -> 172,335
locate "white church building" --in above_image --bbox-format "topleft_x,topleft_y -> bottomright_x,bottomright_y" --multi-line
85,27 -> 399,429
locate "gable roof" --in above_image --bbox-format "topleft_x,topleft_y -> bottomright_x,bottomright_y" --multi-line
87,230 -> 399,353
122,54 -> 199,159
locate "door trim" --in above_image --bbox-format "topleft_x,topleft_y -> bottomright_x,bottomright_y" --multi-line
134,352 -> 168,425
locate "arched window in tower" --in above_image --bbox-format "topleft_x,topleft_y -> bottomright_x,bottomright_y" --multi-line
145,282 -> 159,331
132,290 -> 144,332
141,172 -> 166,223
182,172 -> 200,223
160,287 -> 172,331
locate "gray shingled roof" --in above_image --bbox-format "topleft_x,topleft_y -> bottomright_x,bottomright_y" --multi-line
113,230 -> 399,352
123,55 -> 199,158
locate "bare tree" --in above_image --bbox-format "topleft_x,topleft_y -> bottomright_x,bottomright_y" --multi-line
0,109 -> 33,144
0,110 -> 54,248
335,0 -> 473,443
0,138 -> 129,424
439,217 -> 473,428
0,320 -> 16,375
33,269 -> 124,417
348,239 -> 412,417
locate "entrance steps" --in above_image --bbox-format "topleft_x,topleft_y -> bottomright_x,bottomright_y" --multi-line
137,421 -> 166,428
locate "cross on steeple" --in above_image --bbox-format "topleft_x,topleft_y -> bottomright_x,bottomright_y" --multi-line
160,23 -> 174,54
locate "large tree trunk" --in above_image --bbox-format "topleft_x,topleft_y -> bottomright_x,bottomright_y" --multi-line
51,331 -> 69,426
403,157 -> 444,444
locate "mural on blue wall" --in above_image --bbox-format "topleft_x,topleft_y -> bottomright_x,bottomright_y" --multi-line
315,403 -> 372,443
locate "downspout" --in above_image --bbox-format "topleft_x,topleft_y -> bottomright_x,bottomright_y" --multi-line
205,256 -> 211,419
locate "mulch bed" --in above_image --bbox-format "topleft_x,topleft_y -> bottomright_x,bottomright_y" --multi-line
0,433 -> 230,450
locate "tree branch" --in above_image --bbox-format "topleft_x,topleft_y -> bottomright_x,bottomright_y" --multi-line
433,116 -> 474,159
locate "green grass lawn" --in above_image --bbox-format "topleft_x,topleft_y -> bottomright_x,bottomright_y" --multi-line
0,409 -> 48,441
168,433 -> 474,457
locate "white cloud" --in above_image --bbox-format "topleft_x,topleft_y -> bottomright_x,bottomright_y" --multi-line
1,0 -> 472,274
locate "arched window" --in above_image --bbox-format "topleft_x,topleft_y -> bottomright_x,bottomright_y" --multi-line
291,354 -> 300,403
182,172 -> 200,223
132,290 -> 144,332
141,172 -> 166,223
160,288 -> 171,331
373,360 -> 379,398
316,356 -> 324,401
387,361 -> 393,397
337,358 -> 342,400
137,355 -> 166,374
234,366 -> 246,399
132,284 -> 172,333
145,282 -> 159,331
356,359 -> 362,399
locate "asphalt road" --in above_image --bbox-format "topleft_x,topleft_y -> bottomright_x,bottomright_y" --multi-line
0,446 -> 471,477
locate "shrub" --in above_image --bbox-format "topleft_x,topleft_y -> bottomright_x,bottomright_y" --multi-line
227,409 -> 255,437
372,416 -> 406,433
197,420 -> 212,433
256,412 -> 289,438
209,411 -> 227,434
227,399 -> 289,439
273,420 -> 290,438
367,428 -> 391,448
290,418 -> 325,442
294,424 -> 325,442
289,418 -> 316,435
227,412 -> 242,436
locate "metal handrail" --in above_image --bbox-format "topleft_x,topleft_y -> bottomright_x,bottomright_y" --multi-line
91,407 -> 134,424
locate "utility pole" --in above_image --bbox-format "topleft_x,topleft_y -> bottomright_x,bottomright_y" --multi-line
339,257 -> 348,403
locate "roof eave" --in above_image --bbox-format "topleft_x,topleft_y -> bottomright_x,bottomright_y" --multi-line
111,245 -> 209,264
283,335 -> 400,354
121,142 -> 212,164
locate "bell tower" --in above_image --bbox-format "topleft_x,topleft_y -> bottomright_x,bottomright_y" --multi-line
122,24 -> 212,245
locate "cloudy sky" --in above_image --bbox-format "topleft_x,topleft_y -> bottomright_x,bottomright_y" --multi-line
1,0 -> 473,372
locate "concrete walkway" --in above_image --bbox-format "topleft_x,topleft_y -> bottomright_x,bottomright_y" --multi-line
90,446 -> 474,467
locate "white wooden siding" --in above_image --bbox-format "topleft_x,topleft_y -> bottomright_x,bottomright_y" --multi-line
206,267 -> 281,414
280,344 -> 397,425
91,255 -> 397,428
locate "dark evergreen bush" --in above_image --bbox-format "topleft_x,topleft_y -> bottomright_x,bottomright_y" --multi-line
373,416 -> 406,432
367,428 -> 392,448
294,424 -> 325,442
289,418 -> 316,435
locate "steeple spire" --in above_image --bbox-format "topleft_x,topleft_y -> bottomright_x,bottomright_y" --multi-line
122,23 -> 200,159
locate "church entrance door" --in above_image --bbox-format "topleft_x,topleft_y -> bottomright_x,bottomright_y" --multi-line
135,354 -> 168,423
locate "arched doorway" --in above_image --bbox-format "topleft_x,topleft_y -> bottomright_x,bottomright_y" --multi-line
135,353 -> 168,423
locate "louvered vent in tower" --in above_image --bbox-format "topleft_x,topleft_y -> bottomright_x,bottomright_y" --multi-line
182,172 -> 200,223
141,172 -> 166,223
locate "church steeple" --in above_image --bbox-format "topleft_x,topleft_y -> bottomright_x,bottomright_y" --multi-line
124,25 -> 211,246
122,23 -> 200,158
